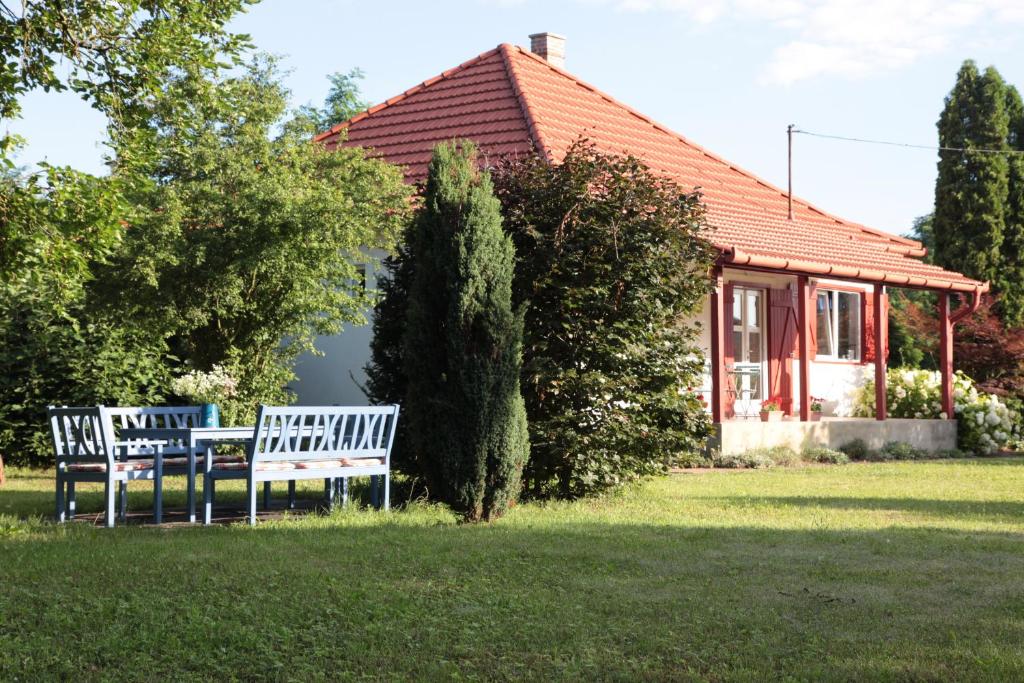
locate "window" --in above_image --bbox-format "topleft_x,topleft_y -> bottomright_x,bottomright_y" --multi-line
816,289 -> 861,361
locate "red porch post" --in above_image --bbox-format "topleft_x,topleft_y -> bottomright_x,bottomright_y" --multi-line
709,267 -> 727,423
938,291 -> 954,419
797,275 -> 811,421
873,285 -> 887,421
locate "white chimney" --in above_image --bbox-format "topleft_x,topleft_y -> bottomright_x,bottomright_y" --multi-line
529,32 -> 566,68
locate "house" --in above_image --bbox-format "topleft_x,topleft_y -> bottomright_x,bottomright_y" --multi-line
295,33 -> 988,453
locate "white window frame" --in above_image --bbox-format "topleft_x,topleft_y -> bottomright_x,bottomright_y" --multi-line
815,289 -> 862,362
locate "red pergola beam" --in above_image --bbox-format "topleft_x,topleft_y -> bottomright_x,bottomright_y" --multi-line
873,285 -> 887,421
938,292 -> 954,420
798,275 -> 811,421
709,267 -> 727,424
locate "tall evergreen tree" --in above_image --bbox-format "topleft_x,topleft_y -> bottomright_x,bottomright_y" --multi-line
1002,84 -> 1024,326
934,61 -> 1010,285
403,141 -> 529,521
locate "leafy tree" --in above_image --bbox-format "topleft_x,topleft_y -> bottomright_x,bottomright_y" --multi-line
299,68 -> 369,133
1003,84 -> 1024,325
492,142 -> 714,498
403,141 -> 529,520
0,0 -> 253,280
95,57 -> 410,426
933,61 -> 1023,323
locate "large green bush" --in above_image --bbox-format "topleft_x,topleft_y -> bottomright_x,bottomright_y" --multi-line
853,368 -> 1018,454
492,142 -> 714,498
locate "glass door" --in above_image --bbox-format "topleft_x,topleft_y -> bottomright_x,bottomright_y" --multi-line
731,287 -> 765,415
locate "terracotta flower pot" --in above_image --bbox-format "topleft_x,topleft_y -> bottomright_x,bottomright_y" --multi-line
759,411 -> 782,422
810,411 -> 823,422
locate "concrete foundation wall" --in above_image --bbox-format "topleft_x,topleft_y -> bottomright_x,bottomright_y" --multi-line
711,418 -> 957,455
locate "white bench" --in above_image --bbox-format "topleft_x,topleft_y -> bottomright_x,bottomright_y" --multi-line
203,404 -> 400,525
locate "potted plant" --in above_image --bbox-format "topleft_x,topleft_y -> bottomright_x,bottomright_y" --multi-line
759,399 -> 783,422
171,364 -> 239,428
810,397 -> 825,421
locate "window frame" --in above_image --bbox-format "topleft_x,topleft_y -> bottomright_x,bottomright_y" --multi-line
814,287 -> 863,363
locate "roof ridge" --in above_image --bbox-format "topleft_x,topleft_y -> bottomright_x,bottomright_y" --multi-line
313,46 -> 504,144
497,43 -> 550,163
504,44 -> 920,249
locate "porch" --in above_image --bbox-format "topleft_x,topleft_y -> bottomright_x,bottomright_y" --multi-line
711,417 -> 957,455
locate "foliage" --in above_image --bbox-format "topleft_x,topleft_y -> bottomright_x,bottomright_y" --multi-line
402,141 -> 529,521
802,446 -> 849,464
93,57 -> 409,428
713,449 -> 777,469
933,60 -> 1024,325
714,446 -> 799,469
0,0 -> 252,283
0,284 -> 171,466
299,68 -> 370,132
492,142 -> 714,498
761,399 -> 782,412
878,441 -> 928,461
364,226 -> 416,474
839,438 -> 871,461
852,368 -> 1018,454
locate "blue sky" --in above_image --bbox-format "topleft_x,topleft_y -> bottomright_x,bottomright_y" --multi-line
8,0 -> 1023,236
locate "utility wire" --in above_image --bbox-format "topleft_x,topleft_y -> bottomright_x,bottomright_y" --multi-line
792,128 -> 1024,156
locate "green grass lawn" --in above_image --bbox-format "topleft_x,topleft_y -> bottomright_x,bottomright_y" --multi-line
2,460 -> 1024,681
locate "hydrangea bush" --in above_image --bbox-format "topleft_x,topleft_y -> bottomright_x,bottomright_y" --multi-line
853,368 -> 1018,454
170,364 -> 238,405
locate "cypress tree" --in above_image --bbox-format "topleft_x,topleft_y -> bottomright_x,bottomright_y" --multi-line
933,61 -> 1010,286
403,141 -> 529,521
1002,84 -> 1024,326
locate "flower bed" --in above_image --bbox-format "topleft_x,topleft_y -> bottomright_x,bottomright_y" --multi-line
852,369 -> 1018,454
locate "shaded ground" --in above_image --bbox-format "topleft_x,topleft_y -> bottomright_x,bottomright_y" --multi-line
2,459 -> 1023,681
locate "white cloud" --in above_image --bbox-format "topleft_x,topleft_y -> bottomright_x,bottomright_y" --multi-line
580,0 -> 1024,84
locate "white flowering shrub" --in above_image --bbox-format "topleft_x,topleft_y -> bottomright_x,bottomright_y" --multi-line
170,364 -> 239,405
853,368 -> 1018,454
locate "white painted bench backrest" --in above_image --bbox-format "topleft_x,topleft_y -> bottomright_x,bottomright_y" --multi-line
249,405 -> 401,464
49,406 -> 116,467
106,406 -> 201,456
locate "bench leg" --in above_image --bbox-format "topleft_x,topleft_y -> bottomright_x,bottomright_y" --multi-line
263,481 -> 271,510
203,474 -> 214,525
119,481 -> 127,521
247,477 -> 258,526
341,477 -> 349,508
67,481 -> 76,520
383,474 -> 390,511
325,478 -> 335,510
370,475 -> 379,510
287,480 -> 296,510
56,476 -> 66,523
104,479 -> 116,528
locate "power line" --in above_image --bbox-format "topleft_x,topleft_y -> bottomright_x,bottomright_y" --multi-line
792,128 -> 1024,156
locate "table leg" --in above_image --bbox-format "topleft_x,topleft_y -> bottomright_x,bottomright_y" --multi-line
187,437 -> 197,523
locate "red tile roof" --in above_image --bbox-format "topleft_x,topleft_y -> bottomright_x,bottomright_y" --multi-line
316,44 -> 987,293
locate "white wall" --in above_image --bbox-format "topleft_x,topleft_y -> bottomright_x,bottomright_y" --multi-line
288,250 -> 385,406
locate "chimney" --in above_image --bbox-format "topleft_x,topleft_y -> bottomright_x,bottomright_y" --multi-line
529,32 -> 566,69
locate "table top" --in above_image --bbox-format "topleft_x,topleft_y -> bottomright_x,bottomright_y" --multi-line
121,426 -> 256,442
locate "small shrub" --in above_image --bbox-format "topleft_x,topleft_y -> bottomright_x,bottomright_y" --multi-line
802,446 -> 850,464
713,450 -> 775,469
675,451 -> 714,469
839,438 -> 871,461
877,441 -> 928,461
933,447 -> 967,459
765,446 -> 801,467
713,446 -> 799,469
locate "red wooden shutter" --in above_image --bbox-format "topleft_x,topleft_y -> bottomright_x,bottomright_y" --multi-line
768,286 -> 799,415
723,284 -> 736,419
